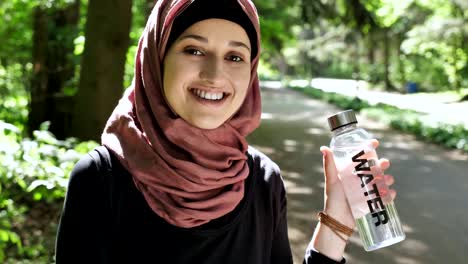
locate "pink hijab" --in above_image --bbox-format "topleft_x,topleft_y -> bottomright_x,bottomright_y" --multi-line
101,0 -> 261,228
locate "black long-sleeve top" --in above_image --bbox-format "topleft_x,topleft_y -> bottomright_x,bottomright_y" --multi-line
55,146 -> 344,264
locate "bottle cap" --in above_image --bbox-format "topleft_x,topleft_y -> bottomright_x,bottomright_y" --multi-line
327,109 -> 358,131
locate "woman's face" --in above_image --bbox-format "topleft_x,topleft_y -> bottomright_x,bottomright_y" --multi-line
163,18 -> 252,129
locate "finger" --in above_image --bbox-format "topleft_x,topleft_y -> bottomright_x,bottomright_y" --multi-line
320,146 -> 339,184
379,158 -> 390,171
370,139 -> 379,149
382,189 -> 397,204
389,189 -> 397,201
384,174 -> 394,186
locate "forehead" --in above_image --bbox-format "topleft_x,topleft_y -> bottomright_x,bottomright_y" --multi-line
181,19 -> 250,44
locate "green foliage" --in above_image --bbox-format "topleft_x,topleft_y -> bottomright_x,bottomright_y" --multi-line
398,54 -> 451,91
0,64 -> 30,131
258,59 -> 281,80
292,85 -> 371,112
123,0 -> 149,88
0,1 -> 35,62
284,0 -> 467,94
0,120 -> 98,261
401,13 -> 467,91
364,0 -> 413,27
0,199 -> 25,263
255,0 -> 301,64
364,107 -> 468,152
0,0 -> 77,61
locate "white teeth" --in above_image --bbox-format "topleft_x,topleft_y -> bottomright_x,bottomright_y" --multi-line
192,88 -> 224,101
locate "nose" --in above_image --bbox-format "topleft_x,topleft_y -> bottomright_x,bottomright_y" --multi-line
199,56 -> 225,86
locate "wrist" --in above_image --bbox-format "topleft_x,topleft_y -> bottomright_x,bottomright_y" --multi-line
312,222 -> 348,261
324,207 -> 355,229
311,211 -> 354,261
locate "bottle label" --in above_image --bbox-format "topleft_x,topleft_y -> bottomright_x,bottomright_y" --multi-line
352,150 -> 389,226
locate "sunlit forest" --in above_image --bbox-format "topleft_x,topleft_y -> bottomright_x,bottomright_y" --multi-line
0,0 -> 466,262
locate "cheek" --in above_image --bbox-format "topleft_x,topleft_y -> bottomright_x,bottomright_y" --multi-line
168,57 -> 201,84
163,71 -> 175,102
237,79 -> 250,98
163,57 -> 191,94
233,68 -> 251,96
163,56 -> 174,93
163,55 -> 185,109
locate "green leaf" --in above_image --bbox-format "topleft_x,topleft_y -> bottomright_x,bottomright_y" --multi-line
33,192 -> 43,201
0,230 -> 9,241
39,121 -> 51,131
73,35 -> 85,55
8,232 -> 21,246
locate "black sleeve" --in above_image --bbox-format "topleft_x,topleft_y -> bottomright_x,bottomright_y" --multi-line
55,153 -> 111,264
303,248 -> 346,264
271,180 -> 294,264
269,179 -> 345,264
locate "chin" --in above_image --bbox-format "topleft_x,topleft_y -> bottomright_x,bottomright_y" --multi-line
187,119 -> 225,130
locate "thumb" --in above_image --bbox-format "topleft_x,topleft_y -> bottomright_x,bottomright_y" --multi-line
320,146 -> 340,184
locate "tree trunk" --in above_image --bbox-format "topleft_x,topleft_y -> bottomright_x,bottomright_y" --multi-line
28,2 -> 80,138
271,53 -> 287,80
397,33 -> 406,92
451,1 -> 464,95
367,33 -> 374,64
28,7 -> 49,136
71,0 -> 132,141
452,34 -> 462,94
383,27 -> 392,90
352,34 -> 360,80
48,1 -> 80,139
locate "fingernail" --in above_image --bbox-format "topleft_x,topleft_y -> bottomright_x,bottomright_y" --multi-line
320,147 -> 326,157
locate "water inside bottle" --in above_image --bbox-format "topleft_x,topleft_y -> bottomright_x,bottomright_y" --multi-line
356,202 -> 405,251
332,143 -> 405,250
333,145 -> 389,219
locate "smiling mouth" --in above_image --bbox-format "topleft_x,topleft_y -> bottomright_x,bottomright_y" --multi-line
190,88 -> 229,101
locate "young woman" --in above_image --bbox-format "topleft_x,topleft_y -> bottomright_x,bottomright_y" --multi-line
55,0 -> 396,263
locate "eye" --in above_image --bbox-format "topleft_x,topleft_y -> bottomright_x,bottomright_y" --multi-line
184,48 -> 203,56
226,55 -> 244,62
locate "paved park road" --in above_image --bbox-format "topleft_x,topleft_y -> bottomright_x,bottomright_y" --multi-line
247,88 -> 468,264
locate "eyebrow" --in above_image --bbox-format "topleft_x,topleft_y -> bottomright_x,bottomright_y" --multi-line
178,34 -> 251,52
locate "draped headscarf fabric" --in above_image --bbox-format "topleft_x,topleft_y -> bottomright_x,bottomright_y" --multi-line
101,0 -> 261,228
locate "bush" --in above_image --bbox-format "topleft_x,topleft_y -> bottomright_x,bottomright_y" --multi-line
0,120 -> 98,262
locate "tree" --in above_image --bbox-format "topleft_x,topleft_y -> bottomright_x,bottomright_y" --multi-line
71,0 -> 133,141
402,0 -> 467,94
29,1 -> 80,138
255,0 -> 301,78
29,7 -> 49,136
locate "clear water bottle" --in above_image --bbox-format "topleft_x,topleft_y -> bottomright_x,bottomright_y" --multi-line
327,109 -> 405,251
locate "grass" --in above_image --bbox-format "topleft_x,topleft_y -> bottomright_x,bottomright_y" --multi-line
404,88 -> 468,103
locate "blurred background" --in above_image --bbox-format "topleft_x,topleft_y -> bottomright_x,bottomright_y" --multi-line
0,0 -> 467,263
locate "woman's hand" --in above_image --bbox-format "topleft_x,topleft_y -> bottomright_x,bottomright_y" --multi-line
320,139 -> 396,228
310,139 -> 396,260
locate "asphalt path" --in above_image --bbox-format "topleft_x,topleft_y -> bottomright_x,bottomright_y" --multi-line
247,87 -> 468,264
